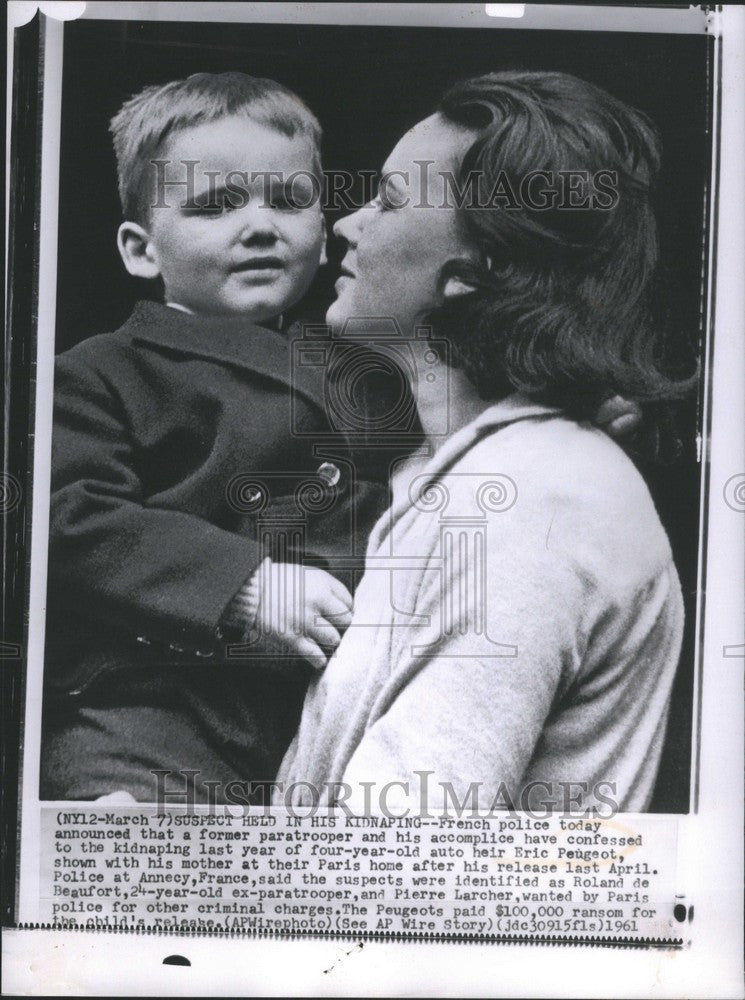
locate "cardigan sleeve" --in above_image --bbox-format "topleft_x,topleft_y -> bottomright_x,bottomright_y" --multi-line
339,491 -> 596,810
48,351 -> 264,647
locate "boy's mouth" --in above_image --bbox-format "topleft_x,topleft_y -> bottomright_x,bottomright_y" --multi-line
232,256 -> 284,272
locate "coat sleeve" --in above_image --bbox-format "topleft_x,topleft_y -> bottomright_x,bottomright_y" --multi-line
339,494 -> 596,810
48,350 -> 262,645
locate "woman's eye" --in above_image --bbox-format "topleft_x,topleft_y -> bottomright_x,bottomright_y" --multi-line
376,179 -> 404,210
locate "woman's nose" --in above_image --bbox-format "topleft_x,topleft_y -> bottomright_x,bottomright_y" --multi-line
333,204 -> 368,244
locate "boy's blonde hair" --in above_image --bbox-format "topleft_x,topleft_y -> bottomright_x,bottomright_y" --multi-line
110,71 -> 322,224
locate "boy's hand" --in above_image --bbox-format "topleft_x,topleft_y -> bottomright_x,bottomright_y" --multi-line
255,562 -> 353,669
595,395 -> 642,439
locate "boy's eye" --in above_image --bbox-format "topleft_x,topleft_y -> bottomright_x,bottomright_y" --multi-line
268,181 -> 315,211
181,191 -> 245,216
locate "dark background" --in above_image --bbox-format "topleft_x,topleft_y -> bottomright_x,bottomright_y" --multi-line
55,18 -> 711,812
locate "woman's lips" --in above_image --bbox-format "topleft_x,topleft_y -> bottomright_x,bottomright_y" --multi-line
336,261 -> 356,287
335,273 -> 354,291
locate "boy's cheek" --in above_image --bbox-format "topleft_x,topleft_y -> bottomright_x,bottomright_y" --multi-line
288,208 -> 325,241
288,232 -> 326,272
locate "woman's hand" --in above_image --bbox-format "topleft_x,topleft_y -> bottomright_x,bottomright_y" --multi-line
595,395 -> 642,439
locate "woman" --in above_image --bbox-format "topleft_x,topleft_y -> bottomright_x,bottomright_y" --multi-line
277,71 -> 688,814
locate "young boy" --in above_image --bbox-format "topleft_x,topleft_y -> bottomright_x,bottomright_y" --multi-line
40,72 -> 394,804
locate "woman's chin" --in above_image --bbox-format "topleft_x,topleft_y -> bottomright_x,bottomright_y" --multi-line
325,296 -> 353,334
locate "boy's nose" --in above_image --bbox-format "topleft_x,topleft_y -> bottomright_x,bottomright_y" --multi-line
238,206 -> 279,244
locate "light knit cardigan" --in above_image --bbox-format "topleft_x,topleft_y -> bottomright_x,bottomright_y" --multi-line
277,395 -> 684,813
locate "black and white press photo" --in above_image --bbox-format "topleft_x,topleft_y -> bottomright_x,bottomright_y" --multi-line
3,4 -> 743,998
42,11 -> 707,815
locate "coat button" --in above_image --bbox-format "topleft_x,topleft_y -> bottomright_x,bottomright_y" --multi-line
316,462 -> 341,487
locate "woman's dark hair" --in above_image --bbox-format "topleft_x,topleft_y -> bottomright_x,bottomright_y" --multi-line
431,71 -> 695,438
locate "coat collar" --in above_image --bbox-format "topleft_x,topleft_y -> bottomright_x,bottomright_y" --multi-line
125,300 -> 326,405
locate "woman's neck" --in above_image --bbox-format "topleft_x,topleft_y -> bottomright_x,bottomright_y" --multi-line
416,362 -> 486,449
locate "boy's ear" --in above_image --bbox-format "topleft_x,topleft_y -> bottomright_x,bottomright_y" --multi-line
117,221 -> 161,280
318,216 -> 328,267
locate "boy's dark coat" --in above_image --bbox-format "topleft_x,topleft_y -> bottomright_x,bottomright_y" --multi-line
42,301 -> 410,799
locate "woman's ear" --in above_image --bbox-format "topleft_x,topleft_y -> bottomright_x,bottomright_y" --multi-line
442,274 -> 478,300
440,255 -> 482,300
117,221 -> 161,280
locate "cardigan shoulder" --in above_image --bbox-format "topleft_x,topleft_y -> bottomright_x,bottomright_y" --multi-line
483,416 -> 671,591
404,413 -> 675,602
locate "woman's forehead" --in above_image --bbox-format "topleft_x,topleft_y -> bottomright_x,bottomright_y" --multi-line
383,113 -> 476,173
